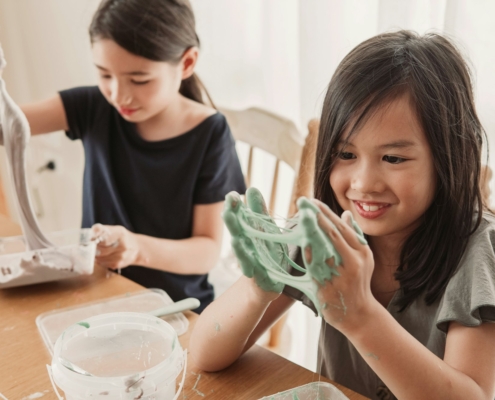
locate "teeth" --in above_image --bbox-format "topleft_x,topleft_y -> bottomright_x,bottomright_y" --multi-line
360,203 -> 384,212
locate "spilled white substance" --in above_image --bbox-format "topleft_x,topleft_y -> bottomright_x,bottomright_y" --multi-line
20,391 -> 49,400
0,45 -> 53,250
0,45 -> 95,288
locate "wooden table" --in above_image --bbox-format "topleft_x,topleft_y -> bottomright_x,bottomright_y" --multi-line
0,267 -> 367,399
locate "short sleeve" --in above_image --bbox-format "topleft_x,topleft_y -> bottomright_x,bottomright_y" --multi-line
59,86 -> 102,141
436,214 -> 495,332
193,114 -> 246,204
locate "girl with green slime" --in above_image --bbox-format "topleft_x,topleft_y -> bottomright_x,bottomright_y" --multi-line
190,31 -> 495,400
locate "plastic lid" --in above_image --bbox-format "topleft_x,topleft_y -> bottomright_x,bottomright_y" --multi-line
37,289 -> 189,355
259,381 -> 349,400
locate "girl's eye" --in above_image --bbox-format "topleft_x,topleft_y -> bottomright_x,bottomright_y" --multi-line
339,152 -> 356,160
100,75 -> 111,80
131,80 -> 150,85
383,155 -> 406,164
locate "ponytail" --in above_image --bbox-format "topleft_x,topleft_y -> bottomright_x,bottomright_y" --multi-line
180,73 -> 216,108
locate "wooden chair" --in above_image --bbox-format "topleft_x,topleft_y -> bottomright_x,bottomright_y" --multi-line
220,106 -> 319,353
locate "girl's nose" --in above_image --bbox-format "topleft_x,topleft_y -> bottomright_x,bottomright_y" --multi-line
110,81 -> 132,106
350,161 -> 384,194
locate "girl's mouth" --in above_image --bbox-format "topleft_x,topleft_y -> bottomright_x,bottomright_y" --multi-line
119,107 -> 139,116
353,201 -> 391,219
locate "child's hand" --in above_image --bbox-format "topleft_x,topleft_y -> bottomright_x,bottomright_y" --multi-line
223,189 -> 287,303
91,224 -> 140,271
312,200 -> 377,333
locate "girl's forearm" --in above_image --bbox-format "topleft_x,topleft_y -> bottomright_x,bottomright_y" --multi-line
189,276 -> 276,371
343,302 -> 488,400
134,233 -> 221,275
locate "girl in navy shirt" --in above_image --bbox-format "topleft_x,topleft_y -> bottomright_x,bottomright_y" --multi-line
14,0 -> 245,312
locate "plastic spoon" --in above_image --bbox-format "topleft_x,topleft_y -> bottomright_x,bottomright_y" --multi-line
149,297 -> 200,317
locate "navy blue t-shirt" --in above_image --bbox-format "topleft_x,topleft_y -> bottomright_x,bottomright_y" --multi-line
59,86 -> 246,313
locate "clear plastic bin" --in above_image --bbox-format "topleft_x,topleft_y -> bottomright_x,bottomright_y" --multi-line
37,289 -> 190,355
0,228 -> 95,289
259,382 -> 349,400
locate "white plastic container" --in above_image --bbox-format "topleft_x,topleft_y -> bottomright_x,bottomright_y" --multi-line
37,289 -> 189,354
0,228 -> 95,288
259,382 -> 349,400
49,312 -> 186,400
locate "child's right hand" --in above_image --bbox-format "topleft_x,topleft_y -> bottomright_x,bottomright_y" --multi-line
223,188 -> 287,302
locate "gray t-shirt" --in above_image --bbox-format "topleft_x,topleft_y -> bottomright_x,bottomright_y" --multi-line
283,213 -> 495,400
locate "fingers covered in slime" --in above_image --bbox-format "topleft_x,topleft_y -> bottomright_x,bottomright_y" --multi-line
223,187 -> 367,314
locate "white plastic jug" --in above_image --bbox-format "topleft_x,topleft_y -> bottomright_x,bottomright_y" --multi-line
48,312 -> 186,400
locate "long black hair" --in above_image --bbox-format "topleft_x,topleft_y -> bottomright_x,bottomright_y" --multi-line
314,30 -> 486,310
89,0 -> 213,105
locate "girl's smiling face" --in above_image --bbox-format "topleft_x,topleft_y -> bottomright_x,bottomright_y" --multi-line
329,95 -> 437,240
91,39 -> 190,122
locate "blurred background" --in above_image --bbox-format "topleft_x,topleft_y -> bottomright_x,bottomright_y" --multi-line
1,0 -> 494,372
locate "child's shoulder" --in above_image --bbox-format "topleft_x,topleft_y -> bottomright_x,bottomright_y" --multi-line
458,211 -> 495,264
469,211 -> 495,246
183,97 -> 218,122
181,98 -> 228,135
436,210 -> 495,332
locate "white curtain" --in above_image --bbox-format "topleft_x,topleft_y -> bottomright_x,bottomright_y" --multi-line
1,0 -> 494,372
193,0 -> 495,146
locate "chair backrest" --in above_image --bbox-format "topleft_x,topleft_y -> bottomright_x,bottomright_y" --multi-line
220,106 -> 318,216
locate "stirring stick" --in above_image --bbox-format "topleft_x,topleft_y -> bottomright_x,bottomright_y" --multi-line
149,297 -> 200,317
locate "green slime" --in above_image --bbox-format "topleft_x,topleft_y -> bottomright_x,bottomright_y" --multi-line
223,187 -> 366,314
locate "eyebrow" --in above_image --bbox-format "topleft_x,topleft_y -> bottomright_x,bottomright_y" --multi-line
95,64 -> 150,76
337,140 -> 416,150
378,140 -> 416,150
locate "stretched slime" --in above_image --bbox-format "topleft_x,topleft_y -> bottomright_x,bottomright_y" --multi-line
223,187 -> 366,314
0,44 -> 53,250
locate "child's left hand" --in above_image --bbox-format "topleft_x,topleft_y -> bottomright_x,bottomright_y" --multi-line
312,200 -> 377,334
91,224 -> 140,270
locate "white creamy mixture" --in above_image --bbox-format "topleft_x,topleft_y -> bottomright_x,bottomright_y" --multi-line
0,45 -> 53,250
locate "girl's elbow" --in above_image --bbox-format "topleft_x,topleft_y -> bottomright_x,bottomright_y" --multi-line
191,356 -> 233,373
189,341 -> 235,372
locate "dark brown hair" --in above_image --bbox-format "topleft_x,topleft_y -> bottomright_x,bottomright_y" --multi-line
89,0 -> 213,105
314,30 -> 485,310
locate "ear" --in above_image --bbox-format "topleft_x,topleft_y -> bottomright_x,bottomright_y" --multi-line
180,47 -> 199,80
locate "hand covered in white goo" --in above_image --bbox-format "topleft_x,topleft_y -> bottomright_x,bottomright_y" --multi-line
91,224 -> 140,271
